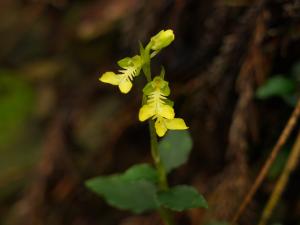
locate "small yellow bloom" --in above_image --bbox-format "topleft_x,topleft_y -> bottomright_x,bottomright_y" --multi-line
99,55 -> 142,94
139,77 -> 174,121
139,76 -> 188,137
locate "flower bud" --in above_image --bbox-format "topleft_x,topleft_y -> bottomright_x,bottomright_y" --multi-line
150,29 -> 175,51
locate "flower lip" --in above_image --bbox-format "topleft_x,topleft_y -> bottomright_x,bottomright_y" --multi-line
154,117 -> 188,137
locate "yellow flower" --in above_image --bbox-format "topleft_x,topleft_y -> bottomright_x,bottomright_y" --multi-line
139,77 -> 174,121
99,55 -> 142,94
155,117 -> 188,137
138,76 -> 188,136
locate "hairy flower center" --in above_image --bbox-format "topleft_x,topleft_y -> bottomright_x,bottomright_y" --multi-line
147,90 -> 167,116
119,66 -> 138,82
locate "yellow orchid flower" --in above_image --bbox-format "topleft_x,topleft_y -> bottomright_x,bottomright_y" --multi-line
138,76 -> 188,136
99,55 -> 142,94
139,77 -> 174,121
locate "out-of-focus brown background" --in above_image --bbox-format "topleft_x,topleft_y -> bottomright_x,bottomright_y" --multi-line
0,0 -> 300,225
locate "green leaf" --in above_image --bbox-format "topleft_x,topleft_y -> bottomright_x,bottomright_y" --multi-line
122,164 -> 158,183
158,130 -> 193,172
158,185 -> 208,211
85,164 -> 159,213
256,75 -> 296,99
86,175 -> 159,213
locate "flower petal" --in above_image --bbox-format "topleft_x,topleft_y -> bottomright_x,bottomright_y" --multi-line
155,118 -> 167,137
118,79 -> 132,94
132,55 -> 142,67
99,72 -> 120,85
139,104 -> 155,121
158,104 -> 174,119
143,82 -> 155,95
165,118 -> 188,130
117,57 -> 132,68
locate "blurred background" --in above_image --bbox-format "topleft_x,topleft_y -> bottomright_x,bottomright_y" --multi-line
0,0 -> 300,225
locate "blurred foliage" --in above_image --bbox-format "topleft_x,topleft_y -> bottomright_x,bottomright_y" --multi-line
0,70 -> 39,199
256,75 -> 296,100
256,61 -> 300,106
0,70 -> 34,147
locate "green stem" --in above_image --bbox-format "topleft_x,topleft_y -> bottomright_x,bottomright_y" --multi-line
149,120 -> 174,225
149,120 -> 168,190
158,208 -> 175,225
142,45 -> 174,225
143,44 -> 152,82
